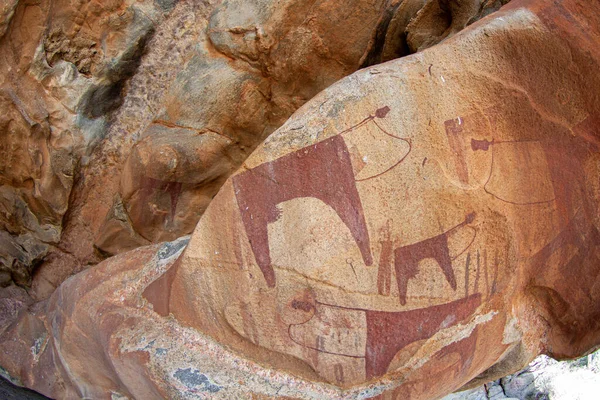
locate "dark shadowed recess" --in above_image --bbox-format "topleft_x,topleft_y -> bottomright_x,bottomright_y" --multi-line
0,376 -> 50,400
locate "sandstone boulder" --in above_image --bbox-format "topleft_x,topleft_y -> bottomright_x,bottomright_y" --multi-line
0,0 -> 509,296
0,1 -> 599,399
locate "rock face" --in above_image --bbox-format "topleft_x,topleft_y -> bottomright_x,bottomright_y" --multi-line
444,350 -> 600,400
0,0 -> 178,290
0,1 -> 599,399
0,375 -> 49,400
0,0 -> 509,298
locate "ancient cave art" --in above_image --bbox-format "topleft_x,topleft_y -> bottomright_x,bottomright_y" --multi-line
287,294 -> 481,380
2,1 -> 600,399
232,106 -> 411,287
391,213 -> 476,305
445,107 -> 595,213
137,176 -> 183,226
227,106 -> 519,384
223,204 -> 501,384
471,138 -> 556,206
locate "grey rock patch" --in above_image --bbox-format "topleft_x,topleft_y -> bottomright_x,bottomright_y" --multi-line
444,351 -> 600,400
157,237 -> 189,261
155,0 -> 179,11
174,368 -> 222,393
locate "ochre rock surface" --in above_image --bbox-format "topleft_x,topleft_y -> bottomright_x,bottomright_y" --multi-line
1,1 -> 600,399
0,0 -> 177,291
0,0 -> 508,299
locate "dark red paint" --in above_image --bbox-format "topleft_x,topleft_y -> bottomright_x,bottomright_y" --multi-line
232,134 -> 372,287
393,214 -> 475,305
377,223 -> 394,296
445,118 -> 470,184
139,176 -> 183,224
365,294 -> 481,379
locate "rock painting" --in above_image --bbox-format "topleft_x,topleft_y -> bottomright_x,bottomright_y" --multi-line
377,221 -> 394,296
445,118 -> 470,185
471,138 -> 556,206
232,134 -> 372,287
3,1 -> 600,398
377,212 -> 481,302
364,294 -> 482,379
232,107 -> 410,287
137,176 -> 183,226
287,294 -> 482,380
448,107 -> 596,214
393,213 -> 476,305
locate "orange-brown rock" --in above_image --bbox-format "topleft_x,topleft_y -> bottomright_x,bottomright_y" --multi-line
90,0 -> 411,261
0,0 -> 177,289
1,1 -> 600,399
0,0 -> 508,298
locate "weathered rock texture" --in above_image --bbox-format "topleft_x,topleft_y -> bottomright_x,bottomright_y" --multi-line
0,0 -> 178,291
0,0 -> 508,299
444,350 -> 600,400
1,0 -> 600,399
0,374 -> 49,400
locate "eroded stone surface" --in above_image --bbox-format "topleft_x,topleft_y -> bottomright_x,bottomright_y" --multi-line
445,351 -> 600,400
0,0 -> 178,289
0,0 -> 509,297
0,1 -> 599,399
